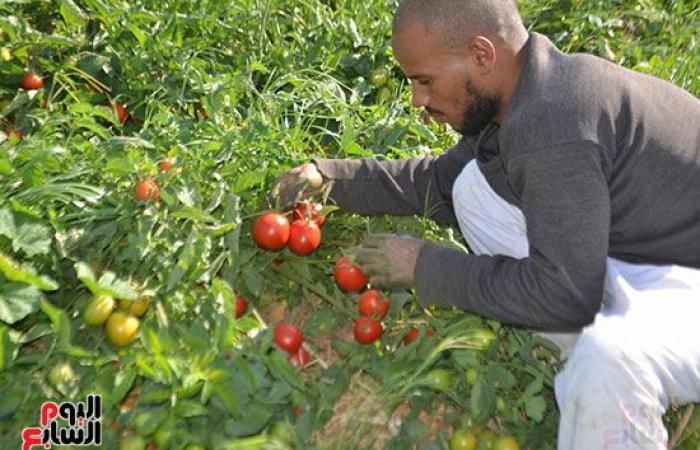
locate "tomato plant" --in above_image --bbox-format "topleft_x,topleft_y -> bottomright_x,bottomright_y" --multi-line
353,317 -> 382,344
252,212 -> 290,250
83,295 -> 115,326
287,219 -> 321,255
105,312 -> 140,347
358,289 -> 389,320
273,322 -> 303,354
134,178 -> 160,201
20,72 -> 44,90
334,256 -> 368,292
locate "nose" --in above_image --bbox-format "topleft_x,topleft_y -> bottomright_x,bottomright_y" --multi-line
411,84 -> 429,109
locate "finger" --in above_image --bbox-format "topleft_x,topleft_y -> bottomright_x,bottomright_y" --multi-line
368,275 -> 390,288
361,262 -> 389,277
363,234 -> 397,249
355,248 -> 384,265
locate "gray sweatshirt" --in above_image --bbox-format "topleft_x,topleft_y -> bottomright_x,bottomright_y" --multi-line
314,32 -> 700,332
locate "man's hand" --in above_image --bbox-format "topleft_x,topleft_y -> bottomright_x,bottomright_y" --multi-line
356,234 -> 425,289
270,163 -> 324,208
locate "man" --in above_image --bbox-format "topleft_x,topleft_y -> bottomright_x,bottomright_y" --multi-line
273,1 -> 700,448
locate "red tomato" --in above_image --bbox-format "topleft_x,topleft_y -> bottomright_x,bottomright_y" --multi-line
134,178 -> 160,201
252,212 -> 290,250
293,201 -> 325,227
273,322 -> 303,354
160,158 -> 174,172
287,219 -> 321,255
353,317 -> 382,344
235,295 -> 247,318
403,326 -> 419,345
113,102 -> 128,124
288,347 -> 311,369
358,289 -> 389,320
334,256 -> 368,292
20,72 -> 44,90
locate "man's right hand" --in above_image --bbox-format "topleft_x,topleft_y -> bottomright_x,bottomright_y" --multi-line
270,162 -> 325,208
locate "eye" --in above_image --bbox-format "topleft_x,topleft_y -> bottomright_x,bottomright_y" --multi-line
418,78 -> 430,86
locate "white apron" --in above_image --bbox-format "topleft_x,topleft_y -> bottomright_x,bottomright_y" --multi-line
452,159 -> 700,450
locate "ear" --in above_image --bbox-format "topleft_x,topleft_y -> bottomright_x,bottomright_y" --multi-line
468,36 -> 497,74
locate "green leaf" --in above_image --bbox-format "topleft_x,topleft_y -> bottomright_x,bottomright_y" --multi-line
484,363 -> 517,390
0,282 -> 42,324
40,299 -> 71,349
105,156 -> 136,177
0,208 -> 51,256
58,0 -> 88,28
224,403 -> 272,437
172,206 -> 218,224
74,262 -> 137,299
0,382 -> 24,419
0,324 -> 17,370
113,369 -> 137,405
525,395 -> 547,423
470,377 -> 496,424
0,252 -> 58,291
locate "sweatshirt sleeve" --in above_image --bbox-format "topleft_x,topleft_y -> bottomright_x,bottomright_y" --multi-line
415,142 -> 611,331
312,137 -> 476,226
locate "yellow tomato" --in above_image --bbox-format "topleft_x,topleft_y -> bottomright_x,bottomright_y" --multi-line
105,312 -> 140,347
119,297 -> 149,317
83,295 -> 115,326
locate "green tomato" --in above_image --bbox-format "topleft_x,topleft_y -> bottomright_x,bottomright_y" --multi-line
476,430 -> 496,450
425,368 -> 452,392
154,425 -> 173,448
370,69 -> 389,87
376,87 -> 392,103
133,411 -> 159,435
83,295 -> 115,326
269,421 -> 297,445
493,436 -> 521,450
185,445 -> 206,450
465,368 -> 479,386
472,328 -> 496,351
119,435 -> 145,450
495,396 -> 506,413
47,363 -> 75,387
450,429 -> 477,450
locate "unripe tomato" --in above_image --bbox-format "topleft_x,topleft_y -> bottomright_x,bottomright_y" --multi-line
358,289 -> 390,320
472,328 -> 496,351
160,158 -> 174,172
20,72 -> 44,90
185,445 -> 206,450
48,362 -> 76,387
334,256 -> 368,292
476,430 -> 497,450
403,326 -> 419,345
269,421 -> 297,445
112,102 -> 128,124
273,322 -> 303,354
119,435 -> 146,450
495,396 -> 506,413
353,317 -> 382,344
450,429 -> 478,450
288,347 -> 311,369
425,368 -> 452,392
252,212 -> 290,250
134,178 -> 159,201
119,298 -> 149,317
370,69 -> 389,87
83,295 -> 115,326
377,87 -> 392,102
153,425 -> 172,448
293,201 -> 325,227
105,312 -> 140,347
493,436 -> 520,450
465,367 -> 479,386
235,295 -> 247,318
0,47 -> 10,61
287,219 -> 321,255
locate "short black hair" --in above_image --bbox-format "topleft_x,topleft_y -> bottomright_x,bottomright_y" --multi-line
393,0 -> 526,52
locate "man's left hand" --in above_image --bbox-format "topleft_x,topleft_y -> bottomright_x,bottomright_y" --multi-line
356,234 -> 425,289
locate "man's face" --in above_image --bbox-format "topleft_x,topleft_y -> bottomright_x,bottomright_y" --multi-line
392,21 -> 501,136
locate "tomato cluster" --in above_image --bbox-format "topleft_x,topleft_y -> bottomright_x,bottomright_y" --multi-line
449,428 -> 521,450
252,201 -> 326,255
83,293 -> 148,347
134,178 -> 160,202
273,322 -> 311,369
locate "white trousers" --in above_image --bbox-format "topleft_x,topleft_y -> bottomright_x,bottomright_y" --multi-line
452,160 -> 700,449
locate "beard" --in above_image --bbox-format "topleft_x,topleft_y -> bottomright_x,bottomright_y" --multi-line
457,78 -> 501,136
